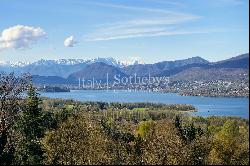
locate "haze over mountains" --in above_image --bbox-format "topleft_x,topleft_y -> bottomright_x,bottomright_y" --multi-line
0,53 -> 248,84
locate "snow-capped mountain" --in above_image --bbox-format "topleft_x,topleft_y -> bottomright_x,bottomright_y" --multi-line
1,57 -> 145,68
0,57 -> 142,77
31,59 -> 88,66
1,54 -> 248,83
3,57 -> 136,67
0,61 -> 27,67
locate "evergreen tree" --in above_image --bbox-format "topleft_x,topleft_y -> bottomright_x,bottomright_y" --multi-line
14,85 -> 45,165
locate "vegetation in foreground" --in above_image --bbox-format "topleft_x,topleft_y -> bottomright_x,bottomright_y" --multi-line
0,73 -> 249,165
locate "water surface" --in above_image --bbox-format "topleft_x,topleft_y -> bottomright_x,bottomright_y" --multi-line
40,90 -> 249,118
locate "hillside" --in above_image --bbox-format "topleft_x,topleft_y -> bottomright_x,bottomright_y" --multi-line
209,53 -> 249,69
171,67 -> 248,81
68,62 -> 128,81
123,56 -> 209,77
171,53 -> 249,81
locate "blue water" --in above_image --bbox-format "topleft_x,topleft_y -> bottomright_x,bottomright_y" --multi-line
40,90 -> 249,119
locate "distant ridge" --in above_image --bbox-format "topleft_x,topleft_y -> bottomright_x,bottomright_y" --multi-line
210,53 -> 249,69
123,56 -> 209,77
1,53 -> 249,84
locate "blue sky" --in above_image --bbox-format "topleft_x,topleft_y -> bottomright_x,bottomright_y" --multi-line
0,0 -> 249,63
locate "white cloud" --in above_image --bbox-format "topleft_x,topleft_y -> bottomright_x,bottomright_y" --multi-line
85,2 -> 204,41
90,29 -> 217,41
92,2 -> 178,15
86,16 -> 201,41
0,25 -> 46,50
64,36 -> 78,47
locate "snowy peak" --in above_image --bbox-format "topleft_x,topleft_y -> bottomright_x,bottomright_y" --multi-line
0,57 -> 140,68
0,61 -> 29,67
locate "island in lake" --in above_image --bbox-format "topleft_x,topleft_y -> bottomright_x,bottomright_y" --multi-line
37,85 -> 70,92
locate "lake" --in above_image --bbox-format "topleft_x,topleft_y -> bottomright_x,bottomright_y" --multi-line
40,90 -> 249,119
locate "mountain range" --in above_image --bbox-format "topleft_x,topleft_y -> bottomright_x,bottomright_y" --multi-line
0,57 -> 142,78
0,53 -> 249,84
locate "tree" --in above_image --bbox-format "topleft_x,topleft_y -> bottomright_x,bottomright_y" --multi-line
14,85 -> 45,165
42,112 -> 111,165
136,120 -> 155,138
138,120 -> 187,165
0,72 -> 30,164
208,120 -> 249,165
100,118 -> 135,165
